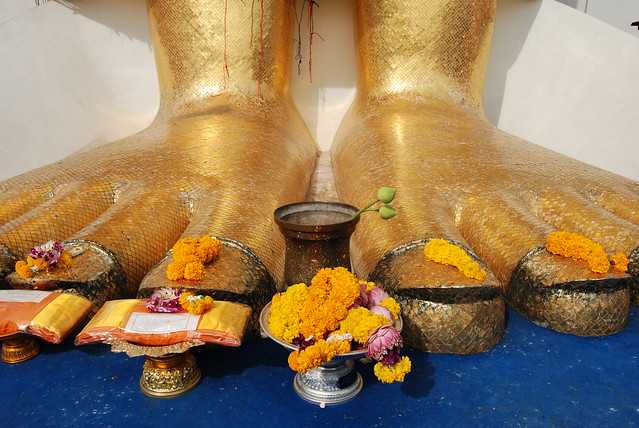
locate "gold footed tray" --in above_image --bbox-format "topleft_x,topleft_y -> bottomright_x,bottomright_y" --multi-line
1,334 -> 40,364
140,352 -> 202,398
110,340 -> 204,398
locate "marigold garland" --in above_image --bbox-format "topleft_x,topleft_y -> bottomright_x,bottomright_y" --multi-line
298,267 -> 360,339
374,356 -> 412,384
179,291 -> 214,315
545,231 -> 610,273
166,236 -> 221,282
423,239 -> 486,281
269,283 -> 308,343
287,339 -> 351,372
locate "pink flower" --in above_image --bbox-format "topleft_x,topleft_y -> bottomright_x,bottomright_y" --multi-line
366,325 -> 402,361
367,287 -> 389,307
146,287 -> 183,313
30,240 -> 65,266
370,305 -> 392,321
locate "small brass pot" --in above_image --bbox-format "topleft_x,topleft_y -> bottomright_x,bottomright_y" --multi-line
274,202 -> 359,286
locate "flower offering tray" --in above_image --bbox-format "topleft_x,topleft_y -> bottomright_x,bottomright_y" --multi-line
259,302 -> 402,407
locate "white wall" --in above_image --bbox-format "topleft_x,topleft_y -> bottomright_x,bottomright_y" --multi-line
0,0 -> 638,181
0,0 -> 158,179
488,0 -> 639,180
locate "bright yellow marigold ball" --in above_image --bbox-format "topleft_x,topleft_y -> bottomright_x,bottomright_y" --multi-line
374,356 -> 412,384
546,231 -> 610,274
269,283 -> 308,342
338,307 -> 390,344
287,339 -> 351,373
380,297 -> 401,320
423,239 -> 486,281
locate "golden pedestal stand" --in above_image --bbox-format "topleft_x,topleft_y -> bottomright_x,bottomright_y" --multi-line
139,351 -> 202,398
1,334 -> 40,364
110,340 -> 204,398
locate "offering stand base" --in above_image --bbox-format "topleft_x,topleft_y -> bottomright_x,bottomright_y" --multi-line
293,359 -> 363,408
1,334 -> 39,364
139,351 -> 201,398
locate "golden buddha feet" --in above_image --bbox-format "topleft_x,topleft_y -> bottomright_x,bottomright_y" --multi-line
0,0 -> 316,333
333,0 -> 636,352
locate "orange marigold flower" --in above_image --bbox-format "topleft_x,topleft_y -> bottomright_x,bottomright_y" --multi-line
167,236 -> 221,281
610,252 -> 629,273
183,261 -> 206,281
546,231 -> 610,274
287,339 -> 351,372
15,261 -> 33,279
166,261 -> 186,281
269,283 -> 308,342
299,267 -> 360,339
423,239 -> 486,281
179,291 -> 214,314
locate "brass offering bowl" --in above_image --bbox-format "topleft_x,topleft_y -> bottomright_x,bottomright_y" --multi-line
274,202 -> 359,286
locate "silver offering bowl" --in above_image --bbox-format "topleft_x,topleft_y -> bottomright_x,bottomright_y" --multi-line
259,302 -> 402,407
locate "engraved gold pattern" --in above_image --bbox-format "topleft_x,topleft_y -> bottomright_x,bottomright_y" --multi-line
139,352 -> 202,398
1,334 -> 40,364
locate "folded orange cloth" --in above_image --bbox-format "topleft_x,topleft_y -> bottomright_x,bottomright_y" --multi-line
75,299 -> 252,347
0,290 -> 94,344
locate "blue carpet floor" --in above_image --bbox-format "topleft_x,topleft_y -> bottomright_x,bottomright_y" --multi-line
2,307 -> 638,428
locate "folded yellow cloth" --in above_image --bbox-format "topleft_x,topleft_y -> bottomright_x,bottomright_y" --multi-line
0,290 -> 93,344
75,299 -> 252,347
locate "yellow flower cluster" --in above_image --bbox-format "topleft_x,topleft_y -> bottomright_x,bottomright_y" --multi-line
268,283 -> 308,342
545,231 -> 628,274
15,253 -> 72,280
423,239 -> 486,281
338,307 -> 390,344
178,291 -> 214,315
374,356 -> 412,383
298,267 -> 360,339
166,236 -> 221,281
288,339 -> 351,373
380,297 -> 401,320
